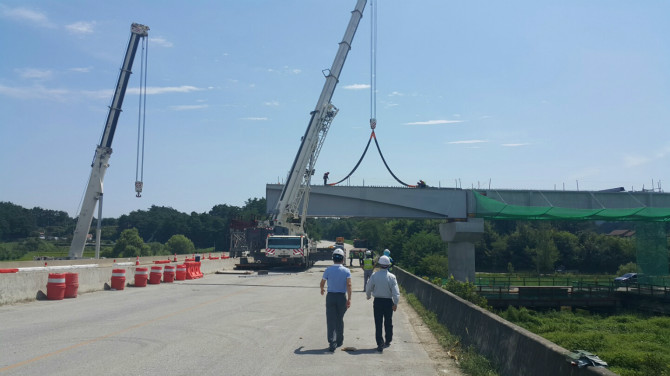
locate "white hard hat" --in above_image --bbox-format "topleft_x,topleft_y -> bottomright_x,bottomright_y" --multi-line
333,249 -> 345,257
378,255 -> 391,266
365,250 -> 371,255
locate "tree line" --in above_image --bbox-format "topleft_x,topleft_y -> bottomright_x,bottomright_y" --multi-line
1,200 -> 664,276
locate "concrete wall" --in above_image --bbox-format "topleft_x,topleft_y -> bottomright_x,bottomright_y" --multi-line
0,256 -> 240,305
395,268 -> 617,376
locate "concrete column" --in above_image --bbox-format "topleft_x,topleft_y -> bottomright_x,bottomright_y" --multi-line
439,218 -> 484,283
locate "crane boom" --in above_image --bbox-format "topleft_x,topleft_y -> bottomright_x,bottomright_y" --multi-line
68,23 -> 149,259
273,0 -> 366,235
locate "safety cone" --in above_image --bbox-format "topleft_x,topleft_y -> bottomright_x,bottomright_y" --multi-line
174,254 -> 177,262
44,262 -> 48,267
135,256 -> 140,266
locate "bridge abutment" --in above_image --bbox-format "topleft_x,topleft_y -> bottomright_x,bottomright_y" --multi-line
439,218 -> 484,283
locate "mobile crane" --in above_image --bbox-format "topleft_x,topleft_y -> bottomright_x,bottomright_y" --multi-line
68,23 -> 149,259
261,1 -> 367,268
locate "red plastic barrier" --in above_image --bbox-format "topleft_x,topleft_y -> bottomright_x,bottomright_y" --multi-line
0,268 -> 19,273
111,269 -> 126,290
175,264 -> 187,281
47,273 -> 66,300
134,267 -> 148,287
184,261 -> 203,279
149,266 -> 163,284
153,260 -> 171,264
163,265 -> 175,283
64,273 -> 78,298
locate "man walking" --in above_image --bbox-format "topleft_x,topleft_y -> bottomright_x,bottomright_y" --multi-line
362,250 -> 374,292
365,255 -> 400,352
320,248 -> 352,352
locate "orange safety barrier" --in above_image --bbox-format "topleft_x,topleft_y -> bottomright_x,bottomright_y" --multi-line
184,261 -> 203,279
163,265 -> 176,283
134,267 -> 148,287
0,268 -> 19,273
149,266 -> 163,284
153,260 -> 171,264
175,264 -> 187,281
47,273 -> 66,300
64,272 -> 79,298
111,269 -> 126,290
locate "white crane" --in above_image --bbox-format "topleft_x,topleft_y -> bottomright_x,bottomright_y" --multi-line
68,23 -> 149,259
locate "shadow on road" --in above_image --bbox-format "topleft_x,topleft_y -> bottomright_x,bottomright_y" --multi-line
294,346 -> 330,355
294,346 -> 382,356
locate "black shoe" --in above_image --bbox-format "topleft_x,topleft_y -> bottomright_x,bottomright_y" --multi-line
384,342 -> 391,348
328,343 -> 336,352
336,342 -> 343,348
376,345 -> 383,353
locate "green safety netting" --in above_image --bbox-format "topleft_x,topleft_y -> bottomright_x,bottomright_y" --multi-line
473,191 -> 670,222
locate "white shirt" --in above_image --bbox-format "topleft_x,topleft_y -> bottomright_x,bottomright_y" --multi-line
366,269 -> 400,306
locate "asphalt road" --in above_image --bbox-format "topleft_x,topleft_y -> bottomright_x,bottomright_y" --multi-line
0,261 -> 460,375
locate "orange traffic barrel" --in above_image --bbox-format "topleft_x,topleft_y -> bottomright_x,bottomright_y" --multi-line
134,267 -> 148,287
111,269 -> 126,290
149,266 -> 163,284
64,272 -> 79,298
163,265 -> 176,283
46,273 -> 66,300
175,264 -> 187,281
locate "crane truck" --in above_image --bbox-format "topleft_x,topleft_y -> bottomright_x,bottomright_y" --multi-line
68,23 -> 149,259
259,1 -> 367,269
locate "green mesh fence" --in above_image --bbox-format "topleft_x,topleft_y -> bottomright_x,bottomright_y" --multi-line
473,191 -> 670,221
636,222 -> 669,280
473,191 -> 669,279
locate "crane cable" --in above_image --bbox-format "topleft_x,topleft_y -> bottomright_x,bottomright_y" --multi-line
329,0 -> 416,188
135,36 -> 148,197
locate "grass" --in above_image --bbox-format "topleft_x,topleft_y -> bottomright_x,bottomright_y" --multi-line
499,307 -> 670,376
403,289 -> 499,376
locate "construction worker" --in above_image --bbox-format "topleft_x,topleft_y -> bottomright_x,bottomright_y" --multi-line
366,255 -> 400,352
323,172 -> 330,185
320,248 -> 352,352
382,249 -> 394,272
362,250 -> 374,292
348,249 -> 354,266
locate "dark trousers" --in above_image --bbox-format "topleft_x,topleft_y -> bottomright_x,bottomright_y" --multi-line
326,293 -> 347,346
373,298 -> 394,346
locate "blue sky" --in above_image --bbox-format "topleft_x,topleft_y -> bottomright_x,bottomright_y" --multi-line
1,1 -> 669,218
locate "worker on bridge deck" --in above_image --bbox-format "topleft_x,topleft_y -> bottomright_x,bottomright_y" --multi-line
323,171 -> 330,186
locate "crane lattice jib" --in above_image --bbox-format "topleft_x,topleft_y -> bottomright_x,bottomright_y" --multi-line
274,0 -> 366,233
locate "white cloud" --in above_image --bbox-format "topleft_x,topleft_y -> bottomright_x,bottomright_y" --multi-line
343,84 -> 370,90
66,21 -> 95,35
291,69 -> 302,74
241,117 -> 268,121
623,154 -> 650,168
501,143 -> 530,147
170,104 -> 208,111
404,119 -> 463,125
389,91 -> 403,96
448,140 -> 488,144
150,37 -> 173,48
264,100 -> 280,107
127,85 -> 205,95
1,6 -> 55,27
0,84 -> 68,100
70,67 -> 92,73
16,68 -> 52,80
